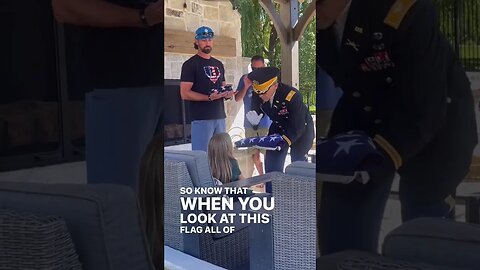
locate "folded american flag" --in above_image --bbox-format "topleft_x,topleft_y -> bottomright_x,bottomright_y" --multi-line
235,136 -> 260,148
316,131 -> 385,184
234,134 -> 285,151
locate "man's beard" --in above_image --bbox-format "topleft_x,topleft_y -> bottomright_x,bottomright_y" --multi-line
201,46 -> 212,54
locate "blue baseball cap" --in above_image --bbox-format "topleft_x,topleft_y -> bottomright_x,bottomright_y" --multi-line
195,26 -> 214,40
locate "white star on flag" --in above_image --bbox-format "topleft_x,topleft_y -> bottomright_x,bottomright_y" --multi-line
269,136 -> 278,142
259,137 -> 266,142
333,139 -> 363,157
249,138 -> 256,143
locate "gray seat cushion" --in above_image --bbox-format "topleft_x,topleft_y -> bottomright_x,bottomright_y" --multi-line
383,217 -> 480,269
165,150 -> 215,187
0,182 -> 153,270
285,161 -> 315,178
316,250 -> 462,270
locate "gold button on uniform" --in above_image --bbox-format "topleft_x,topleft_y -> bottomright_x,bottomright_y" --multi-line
352,91 -> 361,98
364,106 -> 373,112
374,119 -> 382,124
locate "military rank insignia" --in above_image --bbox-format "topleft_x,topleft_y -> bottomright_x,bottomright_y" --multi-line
360,51 -> 395,72
278,107 -> 288,115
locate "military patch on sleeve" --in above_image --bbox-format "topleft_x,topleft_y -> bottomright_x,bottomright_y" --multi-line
384,0 -> 417,29
285,90 -> 296,102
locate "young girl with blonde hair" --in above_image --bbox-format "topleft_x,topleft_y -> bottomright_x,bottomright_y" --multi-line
208,133 -> 244,184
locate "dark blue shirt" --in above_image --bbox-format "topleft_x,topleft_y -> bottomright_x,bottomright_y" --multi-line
237,75 -> 272,128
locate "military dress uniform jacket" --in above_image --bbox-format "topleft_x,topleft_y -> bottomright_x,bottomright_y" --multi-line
317,0 -> 477,189
252,83 -> 314,147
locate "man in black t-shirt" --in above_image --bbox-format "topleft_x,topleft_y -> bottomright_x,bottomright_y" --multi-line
52,0 -> 163,190
180,26 -> 234,151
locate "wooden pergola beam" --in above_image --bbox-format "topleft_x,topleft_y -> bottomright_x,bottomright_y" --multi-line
259,0 -> 288,44
293,0 -> 316,41
261,0 -> 316,88
164,29 -> 236,57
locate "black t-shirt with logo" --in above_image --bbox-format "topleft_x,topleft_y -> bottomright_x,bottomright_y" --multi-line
180,54 -> 226,120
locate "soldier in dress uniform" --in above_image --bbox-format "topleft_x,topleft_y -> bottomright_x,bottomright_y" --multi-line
245,67 -> 315,193
316,0 -> 478,254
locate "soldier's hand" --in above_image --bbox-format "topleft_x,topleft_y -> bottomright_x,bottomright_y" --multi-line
358,150 -> 396,184
144,1 -> 164,26
246,111 -> 263,126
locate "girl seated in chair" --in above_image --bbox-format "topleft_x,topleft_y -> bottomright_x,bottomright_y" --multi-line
208,133 -> 244,185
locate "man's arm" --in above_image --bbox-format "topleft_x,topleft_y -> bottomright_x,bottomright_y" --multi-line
235,75 -> 251,102
180,82 -> 209,101
51,0 -> 163,27
180,82 -> 227,101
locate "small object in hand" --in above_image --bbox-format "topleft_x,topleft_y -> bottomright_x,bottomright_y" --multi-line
211,85 -> 233,94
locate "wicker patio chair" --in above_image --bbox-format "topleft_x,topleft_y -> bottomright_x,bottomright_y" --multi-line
164,158 -> 249,270
0,182 -> 154,270
245,172 -> 317,270
0,210 -> 82,270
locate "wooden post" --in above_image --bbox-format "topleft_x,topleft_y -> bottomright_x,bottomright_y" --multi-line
259,0 -> 316,89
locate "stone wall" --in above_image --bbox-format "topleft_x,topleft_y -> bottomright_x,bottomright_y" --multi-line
165,0 -> 246,130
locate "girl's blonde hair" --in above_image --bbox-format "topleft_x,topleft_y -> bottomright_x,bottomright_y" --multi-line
137,134 -> 163,269
208,133 -> 235,184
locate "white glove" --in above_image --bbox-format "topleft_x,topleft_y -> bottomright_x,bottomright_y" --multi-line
246,110 -> 263,126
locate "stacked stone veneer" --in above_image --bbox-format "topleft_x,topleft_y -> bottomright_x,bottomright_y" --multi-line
165,0 -> 250,130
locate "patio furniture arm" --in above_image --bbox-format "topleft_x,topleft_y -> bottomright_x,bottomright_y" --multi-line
222,172 -> 283,188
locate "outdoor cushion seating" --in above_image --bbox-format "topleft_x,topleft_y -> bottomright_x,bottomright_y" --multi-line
165,150 -> 318,269
0,209 -> 82,270
285,161 -> 315,178
316,250 -> 463,270
0,182 -> 154,270
382,217 -> 480,269
164,150 -> 216,187
317,217 -> 480,269
227,172 -> 317,270
164,152 -> 250,270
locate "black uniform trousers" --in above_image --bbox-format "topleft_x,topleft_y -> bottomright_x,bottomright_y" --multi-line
264,122 -> 315,193
319,137 -> 472,255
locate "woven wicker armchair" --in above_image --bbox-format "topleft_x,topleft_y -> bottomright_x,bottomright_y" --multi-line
0,210 -> 82,270
164,159 -> 249,270
236,172 -> 317,270
0,182 -> 154,270
165,150 -> 318,269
